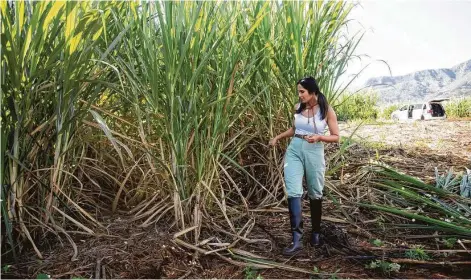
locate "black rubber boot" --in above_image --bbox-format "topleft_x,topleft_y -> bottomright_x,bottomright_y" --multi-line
283,197 -> 303,256
309,198 -> 322,246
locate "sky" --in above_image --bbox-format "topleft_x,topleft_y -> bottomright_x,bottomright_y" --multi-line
343,0 -> 471,89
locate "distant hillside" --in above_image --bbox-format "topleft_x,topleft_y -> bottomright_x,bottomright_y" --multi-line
363,59 -> 471,104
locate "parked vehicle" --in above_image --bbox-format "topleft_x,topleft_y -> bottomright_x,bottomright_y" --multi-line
391,99 -> 448,121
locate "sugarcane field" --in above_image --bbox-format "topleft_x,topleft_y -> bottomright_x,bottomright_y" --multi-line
1,1 -> 471,279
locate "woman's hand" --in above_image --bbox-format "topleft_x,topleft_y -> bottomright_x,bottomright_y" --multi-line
306,135 -> 321,143
268,137 -> 278,146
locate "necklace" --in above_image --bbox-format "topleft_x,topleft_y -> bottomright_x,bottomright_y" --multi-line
305,104 -> 317,122
306,102 -> 318,109
306,107 -> 318,135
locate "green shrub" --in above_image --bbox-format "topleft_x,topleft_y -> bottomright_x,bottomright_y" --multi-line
444,97 -> 471,118
334,93 -> 379,121
379,104 -> 400,120
366,260 -> 400,276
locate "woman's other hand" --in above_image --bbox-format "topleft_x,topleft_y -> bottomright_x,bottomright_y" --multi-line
306,135 -> 321,143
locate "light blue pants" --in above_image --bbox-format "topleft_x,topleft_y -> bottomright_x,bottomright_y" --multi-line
283,137 -> 325,199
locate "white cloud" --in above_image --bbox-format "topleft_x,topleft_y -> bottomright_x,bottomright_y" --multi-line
342,0 -> 471,90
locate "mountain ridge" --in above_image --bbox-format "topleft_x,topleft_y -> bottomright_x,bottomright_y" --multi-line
363,58 -> 471,104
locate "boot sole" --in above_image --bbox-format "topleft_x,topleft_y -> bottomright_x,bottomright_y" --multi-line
282,248 -> 303,256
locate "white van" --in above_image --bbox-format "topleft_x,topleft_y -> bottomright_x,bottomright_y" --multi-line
391,99 -> 448,121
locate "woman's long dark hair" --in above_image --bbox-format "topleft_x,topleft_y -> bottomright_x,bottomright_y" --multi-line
295,77 -> 328,120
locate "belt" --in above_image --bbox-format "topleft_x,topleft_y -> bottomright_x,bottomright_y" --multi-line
294,134 -> 308,140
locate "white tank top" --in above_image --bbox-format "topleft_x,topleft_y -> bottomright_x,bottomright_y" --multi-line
294,109 -> 328,135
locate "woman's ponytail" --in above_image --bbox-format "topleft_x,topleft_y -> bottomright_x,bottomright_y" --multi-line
317,92 -> 328,120
296,100 -> 306,114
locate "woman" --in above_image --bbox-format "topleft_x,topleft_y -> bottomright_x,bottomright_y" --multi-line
268,77 -> 339,256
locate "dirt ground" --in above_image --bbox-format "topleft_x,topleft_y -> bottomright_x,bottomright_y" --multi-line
6,212 -> 470,279
6,207 -> 470,279
339,119 -> 471,164
4,120 -> 471,279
